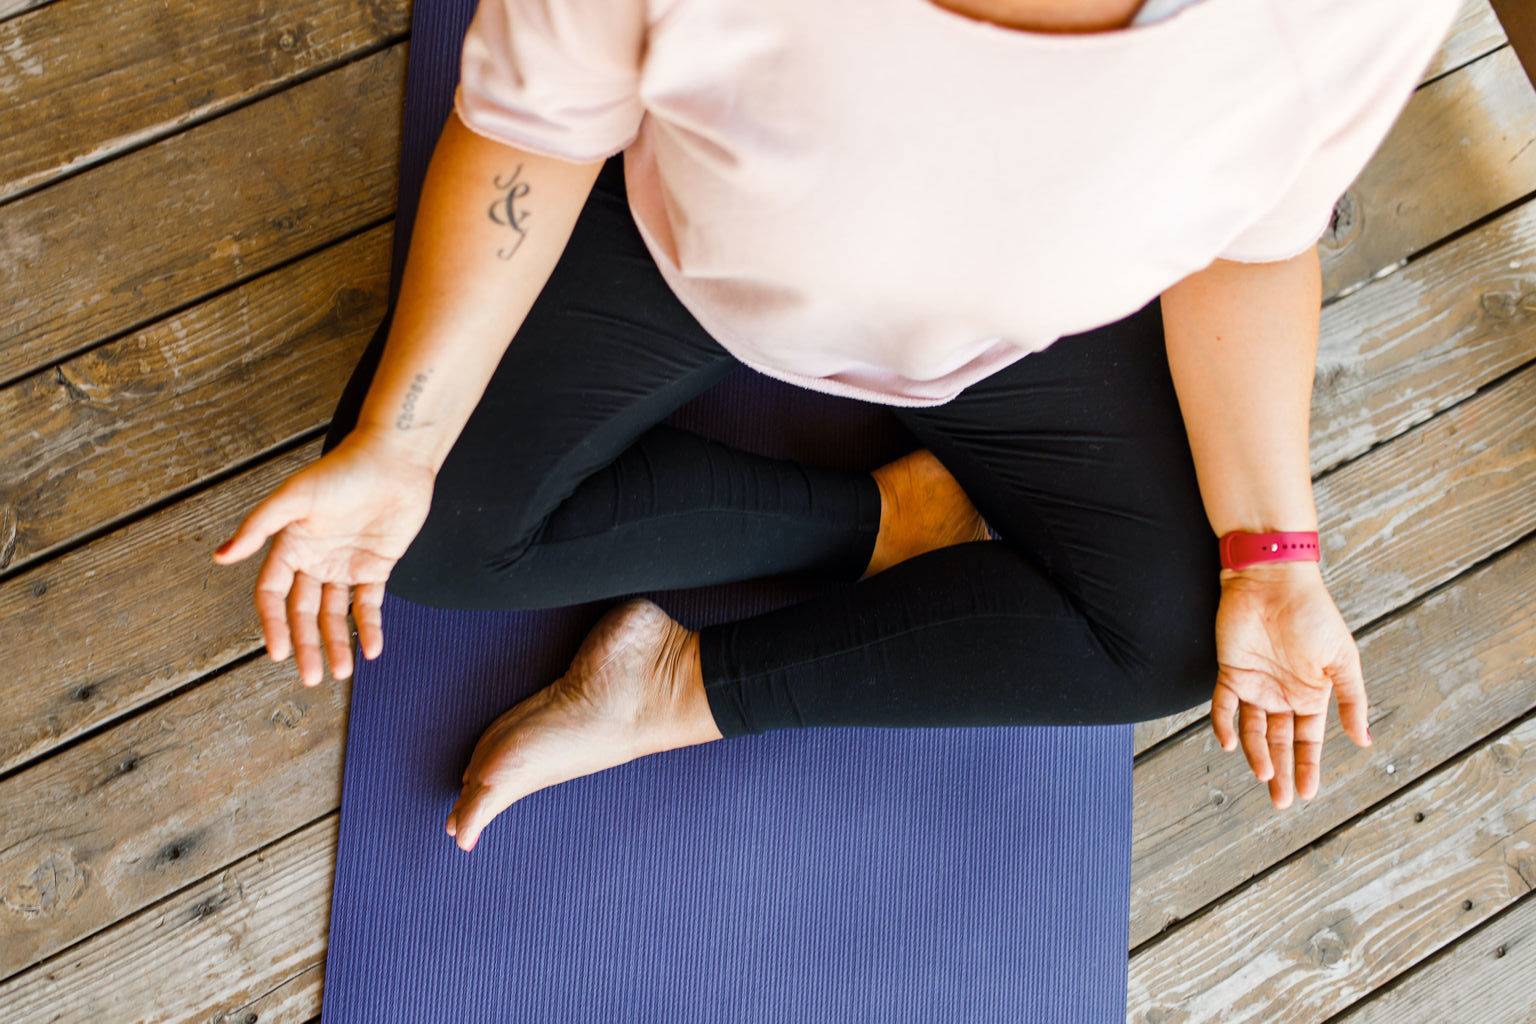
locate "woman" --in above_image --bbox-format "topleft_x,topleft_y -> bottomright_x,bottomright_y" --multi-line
214,0 -> 1458,853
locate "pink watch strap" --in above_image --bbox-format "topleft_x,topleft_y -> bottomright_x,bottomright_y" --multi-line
1219,530 -> 1320,571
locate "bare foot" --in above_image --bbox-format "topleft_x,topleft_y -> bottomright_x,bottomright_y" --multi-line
445,598 -> 721,852
863,449 -> 992,578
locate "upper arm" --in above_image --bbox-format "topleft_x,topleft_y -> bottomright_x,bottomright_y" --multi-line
454,0 -> 648,164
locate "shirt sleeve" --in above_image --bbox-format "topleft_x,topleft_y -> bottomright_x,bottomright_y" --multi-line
1217,0 -> 1460,264
453,0 -> 647,163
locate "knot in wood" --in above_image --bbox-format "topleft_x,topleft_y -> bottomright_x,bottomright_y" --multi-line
1304,922 -> 1351,969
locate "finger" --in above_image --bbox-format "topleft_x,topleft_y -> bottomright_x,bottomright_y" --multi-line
1330,643 -> 1372,748
254,546 -> 297,662
319,582 -> 355,681
1210,682 -> 1240,752
287,572 -> 325,687
353,583 -> 385,660
1238,702 -> 1273,783
214,485 -> 306,564
1294,711 -> 1326,801
1266,711 -> 1296,810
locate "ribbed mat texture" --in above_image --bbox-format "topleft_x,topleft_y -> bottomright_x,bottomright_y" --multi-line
320,2 -> 1133,1020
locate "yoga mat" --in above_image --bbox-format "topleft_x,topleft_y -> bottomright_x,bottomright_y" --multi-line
321,3 -> 1133,1020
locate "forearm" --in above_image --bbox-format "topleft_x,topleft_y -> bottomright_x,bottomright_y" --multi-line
1160,248 -> 1323,563
352,108 -> 604,472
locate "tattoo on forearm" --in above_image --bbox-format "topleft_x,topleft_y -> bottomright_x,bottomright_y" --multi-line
395,370 -> 431,431
488,165 -> 531,260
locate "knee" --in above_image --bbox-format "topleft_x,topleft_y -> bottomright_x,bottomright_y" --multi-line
1112,562 -> 1222,721
382,510 -> 552,611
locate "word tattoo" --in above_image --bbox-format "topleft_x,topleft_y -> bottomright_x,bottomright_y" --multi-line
395,370 -> 431,431
488,165 -> 532,259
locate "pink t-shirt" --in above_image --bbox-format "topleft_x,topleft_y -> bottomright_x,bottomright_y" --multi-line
454,0 -> 1460,407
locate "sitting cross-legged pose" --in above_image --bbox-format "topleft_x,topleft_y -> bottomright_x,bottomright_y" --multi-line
214,0 -> 1458,852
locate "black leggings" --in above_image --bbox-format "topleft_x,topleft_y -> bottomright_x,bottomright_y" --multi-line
322,154 -> 1222,738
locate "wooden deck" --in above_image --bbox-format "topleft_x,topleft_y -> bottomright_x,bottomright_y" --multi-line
0,1 -> 1532,1020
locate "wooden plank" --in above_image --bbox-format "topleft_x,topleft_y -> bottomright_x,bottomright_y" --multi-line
0,45 -> 404,383
1323,45 -> 1536,297
0,654 -> 346,975
1317,361 -> 1535,627
1133,353 -> 1536,757
0,224 -> 389,573
1490,0 -> 1536,88
1130,532 -> 1536,947
1132,706 -> 1200,758
0,818 -> 332,1024
0,0 -> 407,201
0,441 -> 317,774
1426,1 -> 1509,81
216,963 -> 325,1024
0,0 -> 49,23
1127,714 -> 1536,1022
1310,193 -> 1536,477
1333,891 -> 1536,1024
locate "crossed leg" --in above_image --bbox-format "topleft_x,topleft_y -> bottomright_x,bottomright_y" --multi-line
418,294 -> 1222,850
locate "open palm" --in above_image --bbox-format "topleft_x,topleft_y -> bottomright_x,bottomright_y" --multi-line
1209,562 -> 1371,809
212,430 -> 436,685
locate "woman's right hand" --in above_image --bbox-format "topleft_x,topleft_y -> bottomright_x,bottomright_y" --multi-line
211,429 -> 436,686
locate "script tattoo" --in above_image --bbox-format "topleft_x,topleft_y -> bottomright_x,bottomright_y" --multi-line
488,165 -> 532,260
395,370 -> 431,431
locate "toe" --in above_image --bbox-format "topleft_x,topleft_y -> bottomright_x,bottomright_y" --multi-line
452,782 -> 505,852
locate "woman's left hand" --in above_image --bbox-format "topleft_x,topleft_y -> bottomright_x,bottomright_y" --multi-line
1208,560 -> 1372,809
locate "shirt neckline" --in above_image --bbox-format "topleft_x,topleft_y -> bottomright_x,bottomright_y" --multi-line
910,0 -> 1221,47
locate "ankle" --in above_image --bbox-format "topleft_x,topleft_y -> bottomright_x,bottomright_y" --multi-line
863,467 -> 907,579
654,628 -> 724,748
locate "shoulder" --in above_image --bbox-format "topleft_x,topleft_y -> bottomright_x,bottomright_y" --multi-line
1263,0 -> 1462,89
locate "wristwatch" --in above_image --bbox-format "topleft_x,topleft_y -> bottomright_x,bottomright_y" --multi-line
1218,530 -> 1321,571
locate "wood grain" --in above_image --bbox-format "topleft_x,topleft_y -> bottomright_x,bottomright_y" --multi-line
1128,714 -> 1536,1022
0,654 -> 346,975
1333,890 -> 1536,1024
1322,46 -> 1536,297
1317,361 -> 1535,628
0,46 -> 404,383
1130,533 -> 1536,947
0,440 -> 320,775
0,818 -> 333,1024
0,0 -> 49,23
0,224 -> 389,573
1490,0 -> 1536,87
1310,194 -> 1536,477
1427,0 -> 1509,81
0,0 -> 407,201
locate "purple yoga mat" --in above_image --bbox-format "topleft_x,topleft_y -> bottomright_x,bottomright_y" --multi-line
320,3 -> 1132,1020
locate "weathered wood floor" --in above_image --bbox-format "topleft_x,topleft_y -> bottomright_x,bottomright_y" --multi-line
1,1 -> 1533,1021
